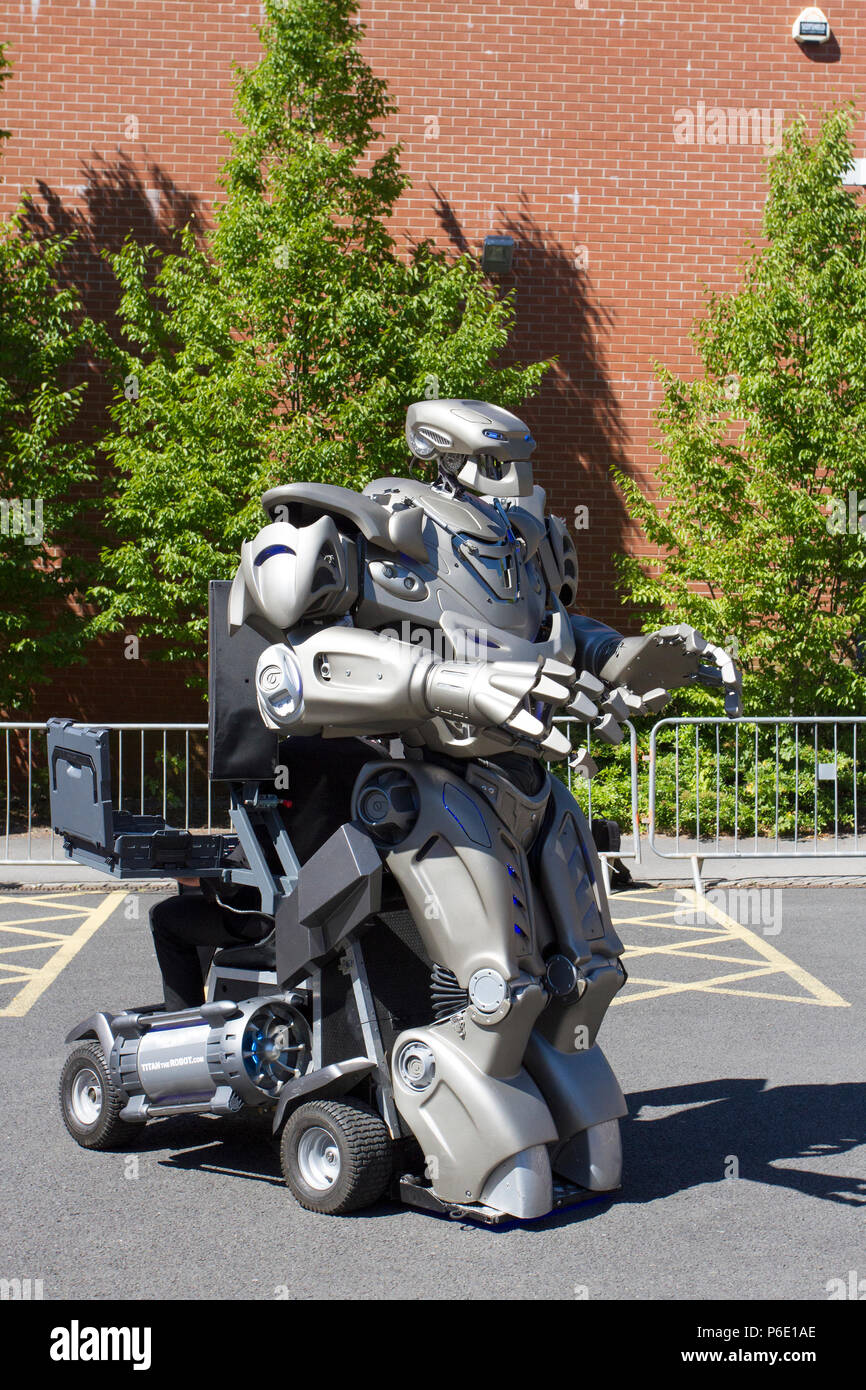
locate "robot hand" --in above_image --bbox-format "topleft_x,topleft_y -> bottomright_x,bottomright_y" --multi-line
425,656 -> 588,759
598,624 -> 742,719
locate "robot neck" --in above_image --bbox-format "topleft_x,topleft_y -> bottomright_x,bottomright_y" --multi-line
433,467 -> 464,498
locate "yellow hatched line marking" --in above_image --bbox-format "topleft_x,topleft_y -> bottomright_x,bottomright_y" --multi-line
616,914 -> 734,932
621,944 -> 762,967
610,887 -> 849,1009
0,924 -> 74,942
0,964 -> 39,978
678,888 -> 849,1008
0,939 -> 65,956
0,891 -> 127,1018
612,890 -> 681,901
621,964 -> 781,994
621,933 -> 731,954
0,895 -> 92,911
611,907 -> 694,924
0,912 -> 87,930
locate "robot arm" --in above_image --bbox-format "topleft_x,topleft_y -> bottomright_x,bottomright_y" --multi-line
254,627 -> 579,756
231,510 -> 585,753
570,615 -> 743,720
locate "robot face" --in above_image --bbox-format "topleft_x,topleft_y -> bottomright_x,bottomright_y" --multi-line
405,399 -> 536,498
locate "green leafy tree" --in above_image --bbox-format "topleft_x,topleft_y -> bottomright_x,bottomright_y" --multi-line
92,0 -> 549,675
614,105 -> 866,716
0,48 -> 98,711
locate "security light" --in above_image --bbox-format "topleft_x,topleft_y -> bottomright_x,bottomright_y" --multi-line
792,7 -> 830,42
481,236 -> 514,274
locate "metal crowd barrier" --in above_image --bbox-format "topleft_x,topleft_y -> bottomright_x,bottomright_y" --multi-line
648,716 -> 866,892
0,719 -> 640,889
554,715 -> 641,893
0,722 -> 215,866
7,716 -> 864,893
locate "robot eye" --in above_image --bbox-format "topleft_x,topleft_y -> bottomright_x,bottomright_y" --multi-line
408,428 -> 439,459
482,429 -> 506,441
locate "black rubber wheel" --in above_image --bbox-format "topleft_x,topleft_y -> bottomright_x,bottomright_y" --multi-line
59,1042 -> 139,1151
280,1098 -> 393,1215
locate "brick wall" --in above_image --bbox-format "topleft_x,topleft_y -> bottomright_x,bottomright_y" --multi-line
1,1 -> 862,720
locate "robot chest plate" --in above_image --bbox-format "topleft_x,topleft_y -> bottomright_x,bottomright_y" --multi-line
453,532 -> 522,603
360,537 -> 546,650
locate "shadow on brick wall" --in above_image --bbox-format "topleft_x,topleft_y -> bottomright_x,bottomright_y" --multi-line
19,153 -> 206,325
429,187 -> 639,631
15,156 -> 208,723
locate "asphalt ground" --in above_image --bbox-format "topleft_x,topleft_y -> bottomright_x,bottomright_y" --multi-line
0,883 -> 862,1302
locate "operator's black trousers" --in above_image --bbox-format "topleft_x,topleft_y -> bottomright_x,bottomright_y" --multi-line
149,891 -> 269,1012
149,736 -> 380,1011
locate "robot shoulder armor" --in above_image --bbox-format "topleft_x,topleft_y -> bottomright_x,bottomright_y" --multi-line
228,513 -> 357,637
539,513 -> 578,608
263,481 -> 427,563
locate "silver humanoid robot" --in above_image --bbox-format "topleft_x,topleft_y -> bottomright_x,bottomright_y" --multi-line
218,397 -> 741,1221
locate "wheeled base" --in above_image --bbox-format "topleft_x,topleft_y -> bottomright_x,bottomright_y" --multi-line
58,1022 -> 623,1223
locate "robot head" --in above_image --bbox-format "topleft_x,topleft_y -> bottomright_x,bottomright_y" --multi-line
405,399 -> 536,498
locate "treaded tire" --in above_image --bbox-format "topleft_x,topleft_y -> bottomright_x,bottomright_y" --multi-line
280,1098 -> 392,1215
59,1041 -> 139,1151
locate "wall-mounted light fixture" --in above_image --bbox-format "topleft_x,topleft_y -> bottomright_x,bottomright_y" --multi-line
791,7 -> 830,43
481,236 -> 515,274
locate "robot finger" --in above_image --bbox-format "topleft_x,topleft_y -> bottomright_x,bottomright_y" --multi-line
506,707 -> 547,740
569,747 -> 599,780
573,668 -> 606,698
593,713 -> 624,745
487,661 -> 544,698
541,657 -> 578,682
639,687 -> 670,714
532,673 -> 573,706
566,691 -> 599,722
540,725 -> 572,758
703,642 -> 743,717
657,623 -> 707,656
601,687 -> 629,721
619,689 -> 645,715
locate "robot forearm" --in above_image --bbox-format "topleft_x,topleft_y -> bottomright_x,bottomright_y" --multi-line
255,627 -> 435,736
255,627 -> 581,751
569,615 -> 625,677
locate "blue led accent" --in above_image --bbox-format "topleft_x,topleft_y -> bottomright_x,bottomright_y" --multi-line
512,895 -> 521,906
514,924 -> 526,936
441,784 -> 491,847
254,543 -> 295,566
444,801 -> 470,838
507,864 -> 516,876
483,429 -> 506,440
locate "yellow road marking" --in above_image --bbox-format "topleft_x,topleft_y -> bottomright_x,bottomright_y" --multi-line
611,887 -> 849,1009
0,923 -> 76,940
680,887 -> 849,1007
615,913 -> 738,932
620,933 -> 736,956
0,894 -> 95,909
0,891 -> 127,1017
611,907 -> 696,924
0,939 -> 69,955
0,911 -> 87,927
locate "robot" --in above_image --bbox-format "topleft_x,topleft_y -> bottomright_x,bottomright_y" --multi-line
55,399 -> 740,1223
